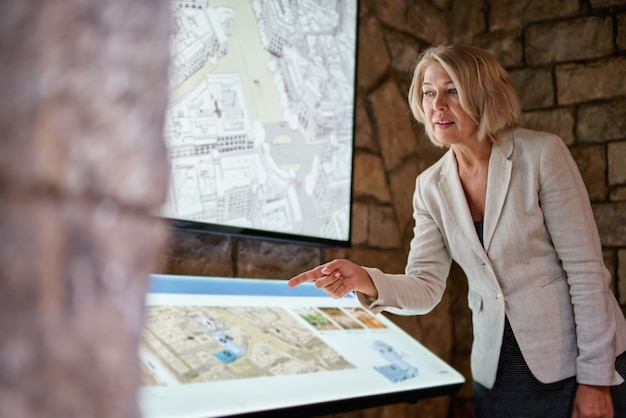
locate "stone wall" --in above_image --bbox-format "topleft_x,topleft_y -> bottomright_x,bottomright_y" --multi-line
160,1 -> 626,417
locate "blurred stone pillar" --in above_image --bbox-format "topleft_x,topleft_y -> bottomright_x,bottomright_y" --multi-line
0,1 -> 171,417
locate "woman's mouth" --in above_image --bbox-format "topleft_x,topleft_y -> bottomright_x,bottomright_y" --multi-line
435,120 -> 454,128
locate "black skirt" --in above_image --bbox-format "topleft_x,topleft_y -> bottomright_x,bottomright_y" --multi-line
473,317 -> 626,418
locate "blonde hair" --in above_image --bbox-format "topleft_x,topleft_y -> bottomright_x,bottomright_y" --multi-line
408,44 -> 521,146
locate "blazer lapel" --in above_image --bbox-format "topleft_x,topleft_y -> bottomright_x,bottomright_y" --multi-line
483,138 -> 514,252
438,150 -> 485,257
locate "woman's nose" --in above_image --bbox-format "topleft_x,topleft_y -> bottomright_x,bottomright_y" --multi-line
433,94 -> 447,110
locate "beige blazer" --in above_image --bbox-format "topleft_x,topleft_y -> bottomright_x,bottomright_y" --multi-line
359,128 -> 626,389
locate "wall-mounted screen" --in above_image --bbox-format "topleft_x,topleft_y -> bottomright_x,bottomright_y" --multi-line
158,0 -> 359,247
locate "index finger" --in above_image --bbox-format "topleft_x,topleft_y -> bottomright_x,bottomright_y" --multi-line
287,266 -> 325,288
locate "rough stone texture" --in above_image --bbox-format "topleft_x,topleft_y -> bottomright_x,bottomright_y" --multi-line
570,145 -> 608,202
236,239 -> 322,280
389,145 -> 446,238
388,162 -> 423,237
521,108 -> 575,145
373,0 -> 447,44
0,1 -> 172,417
353,152 -> 392,202
594,202 -> 626,246
557,58 -> 626,105
618,13 -> 626,51
372,0 -> 410,29
525,17 -> 613,65
159,231 -> 234,277
367,205 -> 402,248
509,67 -> 554,110
590,0 -> 626,7
324,247 -> 408,276
608,142 -> 626,186
488,0 -> 579,31
405,1 -> 448,44
354,97 -> 378,153
369,80 -> 419,170
351,201 -> 370,246
577,99 -> 626,143
383,30 -> 422,77
469,31 -> 524,67
611,186 -> 626,201
357,16 -> 390,91
448,0 -> 485,42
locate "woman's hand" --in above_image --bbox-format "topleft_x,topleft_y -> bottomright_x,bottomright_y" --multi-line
572,384 -> 613,418
287,259 -> 378,299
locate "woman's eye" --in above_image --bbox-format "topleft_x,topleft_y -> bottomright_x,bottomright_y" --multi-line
449,88 -> 458,94
423,91 -> 434,97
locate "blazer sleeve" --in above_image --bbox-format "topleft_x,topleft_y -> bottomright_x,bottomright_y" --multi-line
356,172 -> 452,316
538,134 -> 621,385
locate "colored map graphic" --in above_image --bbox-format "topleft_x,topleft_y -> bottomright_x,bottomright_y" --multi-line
142,305 -> 355,385
373,341 -> 418,383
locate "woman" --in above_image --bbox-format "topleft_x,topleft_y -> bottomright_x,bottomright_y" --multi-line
288,45 -> 626,417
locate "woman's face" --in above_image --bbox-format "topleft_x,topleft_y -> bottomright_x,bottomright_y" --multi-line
421,62 -> 478,147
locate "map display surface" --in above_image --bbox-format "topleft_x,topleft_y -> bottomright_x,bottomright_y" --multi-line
159,0 -> 358,244
140,275 -> 465,418
142,305 -> 354,384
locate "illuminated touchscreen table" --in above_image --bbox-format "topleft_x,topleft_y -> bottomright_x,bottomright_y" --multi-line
140,274 -> 465,418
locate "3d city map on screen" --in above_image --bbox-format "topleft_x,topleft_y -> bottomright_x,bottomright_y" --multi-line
158,0 -> 359,247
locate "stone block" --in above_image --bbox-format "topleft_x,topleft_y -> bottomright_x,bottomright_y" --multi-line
489,0 -> 578,31
611,186 -> 626,201
367,204 -> 402,248
374,0 -> 446,44
557,58 -> 626,105
389,163 -> 420,240
357,16 -> 390,90
373,0 -> 409,28
334,247 -> 408,274
576,99 -> 626,143
448,0 -> 485,40
354,97 -> 377,152
389,150 -> 444,240
521,108 -> 575,145
352,152 -> 392,202
384,30 -> 422,77
593,202 -> 626,246
526,17 -> 613,65
590,0 -> 626,7
608,141 -> 626,186
510,67 -> 554,110
350,201 -> 369,246
161,230 -> 234,277
470,31 -> 524,67
406,0 -> 448,44
236,238 -> 321,280
619,13 -> 626,51
570,145 -> 608,202
369,80 -> 419,170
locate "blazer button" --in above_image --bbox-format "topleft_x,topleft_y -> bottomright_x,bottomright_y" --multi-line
495,294 -> 504,304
